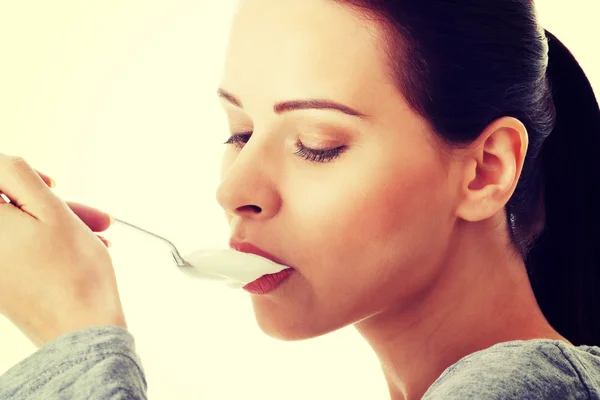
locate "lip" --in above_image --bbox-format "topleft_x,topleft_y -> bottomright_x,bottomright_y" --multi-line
228,240 -> 290,267
242,268 -> 296,295
228,239 -> 295,294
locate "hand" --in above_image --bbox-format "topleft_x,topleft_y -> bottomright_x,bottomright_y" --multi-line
0,154 -> 127,348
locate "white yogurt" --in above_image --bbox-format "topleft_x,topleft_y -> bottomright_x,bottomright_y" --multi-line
178,248 -> 291,288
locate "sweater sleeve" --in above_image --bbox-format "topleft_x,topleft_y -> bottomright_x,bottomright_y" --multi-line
0,325 -> 148,400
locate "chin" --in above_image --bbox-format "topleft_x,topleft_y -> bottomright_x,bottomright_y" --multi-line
250,298 -> 340,341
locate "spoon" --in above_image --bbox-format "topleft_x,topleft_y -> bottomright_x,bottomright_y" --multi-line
112,218 -> 190,268
110,218 -> 291,288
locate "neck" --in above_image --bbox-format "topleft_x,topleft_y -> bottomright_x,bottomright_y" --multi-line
354,216 -> 569,400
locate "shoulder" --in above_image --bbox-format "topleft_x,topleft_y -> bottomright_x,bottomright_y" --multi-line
422,339 -> 600,399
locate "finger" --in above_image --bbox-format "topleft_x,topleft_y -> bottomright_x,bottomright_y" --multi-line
35,170 -> 55,188
67,202 -> 114,232
0,154 -> 62,219
96,234 -> 112,248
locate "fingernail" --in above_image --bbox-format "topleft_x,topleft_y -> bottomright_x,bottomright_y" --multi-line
109,215 -> 115,225
49,178 -> 56,188
107,240 -> 112,248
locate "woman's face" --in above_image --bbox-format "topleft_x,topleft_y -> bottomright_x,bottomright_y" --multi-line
216,0 -> 459,340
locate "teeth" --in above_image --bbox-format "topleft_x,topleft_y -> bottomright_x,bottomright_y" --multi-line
180,248 -> 290,285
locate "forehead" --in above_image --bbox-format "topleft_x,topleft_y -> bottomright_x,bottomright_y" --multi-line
221,0 -> 393,110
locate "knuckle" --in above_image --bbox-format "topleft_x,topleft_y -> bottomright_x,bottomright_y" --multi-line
9,155 -> 26,163
7,155 -> 28,167
0,154 -> 30,170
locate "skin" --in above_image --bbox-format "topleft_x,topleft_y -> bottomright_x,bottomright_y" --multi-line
0,158 -> 123,348
215,0 -> 571,398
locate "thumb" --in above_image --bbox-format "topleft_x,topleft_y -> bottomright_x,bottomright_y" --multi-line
0,154 -> 64,221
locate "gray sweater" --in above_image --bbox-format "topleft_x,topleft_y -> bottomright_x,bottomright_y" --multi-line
1,325 -> 599,399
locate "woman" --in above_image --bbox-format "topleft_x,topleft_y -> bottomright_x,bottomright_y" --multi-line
1,0 -> 599,398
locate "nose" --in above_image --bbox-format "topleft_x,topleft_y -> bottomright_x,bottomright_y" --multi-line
215,140 -> 282,221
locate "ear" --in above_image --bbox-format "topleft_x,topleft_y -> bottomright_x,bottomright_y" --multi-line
455,117 -> 529,222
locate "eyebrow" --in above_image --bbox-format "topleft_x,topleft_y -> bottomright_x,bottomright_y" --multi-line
217,88 -> 367,118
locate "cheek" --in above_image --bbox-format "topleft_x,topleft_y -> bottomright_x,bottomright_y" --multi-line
245,141 -> 454,339
286,147 -> 452,311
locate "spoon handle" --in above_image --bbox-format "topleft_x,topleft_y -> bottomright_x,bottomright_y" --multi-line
112,218 -> 188,267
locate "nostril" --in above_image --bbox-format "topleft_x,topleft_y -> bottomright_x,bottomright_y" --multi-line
238,205 -> 261,213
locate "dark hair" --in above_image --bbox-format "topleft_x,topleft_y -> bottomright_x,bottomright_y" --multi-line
335,0 -> 600,346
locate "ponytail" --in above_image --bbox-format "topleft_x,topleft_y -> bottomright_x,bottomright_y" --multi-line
526,30 -> 600,346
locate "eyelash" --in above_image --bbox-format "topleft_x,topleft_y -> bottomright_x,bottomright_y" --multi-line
223,132 -> 347,163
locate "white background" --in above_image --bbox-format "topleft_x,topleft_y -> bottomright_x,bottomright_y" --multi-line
0,1 -> 598,399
